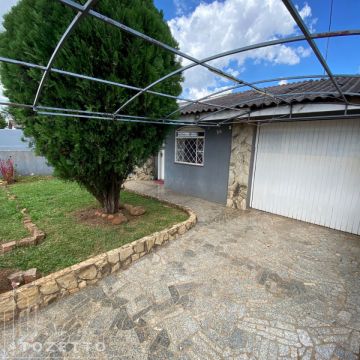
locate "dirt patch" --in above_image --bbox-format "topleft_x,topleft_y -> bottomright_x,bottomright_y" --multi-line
0,268 -> 19,294
73,207 -> 138,227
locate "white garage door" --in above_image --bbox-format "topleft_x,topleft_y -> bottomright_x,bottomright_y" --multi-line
250,119 -> 360,235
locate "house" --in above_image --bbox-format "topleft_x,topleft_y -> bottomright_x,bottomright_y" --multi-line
159,77 -> 360,235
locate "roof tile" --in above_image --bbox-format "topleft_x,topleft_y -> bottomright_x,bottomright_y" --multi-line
180,77 -> 360,115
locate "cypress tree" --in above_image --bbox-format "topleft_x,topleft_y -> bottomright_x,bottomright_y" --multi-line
0,0 -> 182,213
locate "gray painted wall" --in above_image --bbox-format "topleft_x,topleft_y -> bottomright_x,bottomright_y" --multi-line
0,129 -> 53,176
165,126 -> 232,204
0,129 -> 29,150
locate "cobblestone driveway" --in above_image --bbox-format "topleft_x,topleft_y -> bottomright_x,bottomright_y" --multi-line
1,181 -> 360,359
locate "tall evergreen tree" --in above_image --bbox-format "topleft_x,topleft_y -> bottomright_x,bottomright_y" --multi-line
0,0 -> 182,213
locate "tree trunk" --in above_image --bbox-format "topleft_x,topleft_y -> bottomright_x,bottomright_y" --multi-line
101,179 -> 121,214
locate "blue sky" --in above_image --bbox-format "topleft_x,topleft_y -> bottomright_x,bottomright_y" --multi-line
155,0 -> 360,99
1,0 -> 359,102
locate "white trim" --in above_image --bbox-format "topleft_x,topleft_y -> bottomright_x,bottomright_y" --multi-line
250,123 -> 260,207
180,103 -> 360,122
174,126 -> 205,166
174,161 -> 204,167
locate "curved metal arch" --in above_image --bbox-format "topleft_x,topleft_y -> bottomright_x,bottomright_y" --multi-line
0,0 -> 359,127
170,73 -> 360,118
168,74 -> 331,118
110,29 -> 360,115
0,99 -> 199,125
58,0 -> 285,108
281,0 -> 347,104
0,55 -> 248,114
0,100 -> 212,126
36,110 -> 200,126
33,0 -> 98,108
3,54 -> 359,122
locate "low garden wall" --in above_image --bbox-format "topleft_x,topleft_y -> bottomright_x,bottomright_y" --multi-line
0,195 -> 197,323
0,150 -> 53,176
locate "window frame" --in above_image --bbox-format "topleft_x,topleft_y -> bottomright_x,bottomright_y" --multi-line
174,126 -> 205,167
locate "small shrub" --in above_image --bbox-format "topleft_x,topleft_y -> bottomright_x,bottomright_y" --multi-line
0,158 -> 15,183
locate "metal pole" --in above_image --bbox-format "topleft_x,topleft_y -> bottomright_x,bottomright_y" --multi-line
105,29 -> 359,115
33,0 -> 98,108
58,0 -> 286,108
1,92 -> 359,127
1,1 -> 359,123
169,74 -> 331,117
2,27 -> 359,116
0,101 -> 33,109
0,100 -> 197,125
0,56 -> 246,114
58,1 -> 324,112
281,0 -> 348,104
36,111 -> 218,126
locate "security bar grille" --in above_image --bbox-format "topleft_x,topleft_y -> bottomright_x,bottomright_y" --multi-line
175,129 -> 205,165
0,0 -> 359,126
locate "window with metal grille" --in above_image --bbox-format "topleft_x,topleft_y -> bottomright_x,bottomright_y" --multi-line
175,126 -> 205,166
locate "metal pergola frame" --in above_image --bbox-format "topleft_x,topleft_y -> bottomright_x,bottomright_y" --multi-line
0,0 -> 359,127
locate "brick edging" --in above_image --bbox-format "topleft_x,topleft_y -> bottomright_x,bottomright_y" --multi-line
0,193 -> 197,323
0,209 -> 46,255
0,186 -> 46,254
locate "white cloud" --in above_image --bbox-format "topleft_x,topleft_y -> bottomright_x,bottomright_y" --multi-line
188,87 -> 214,100
168,0 -> 314,99
188,85 -> 233,100
173,0 -> 199,17
299,3 -> 311,19
225,67 -> 240,78
278,80 -> 288,85
173,0 -> 188,16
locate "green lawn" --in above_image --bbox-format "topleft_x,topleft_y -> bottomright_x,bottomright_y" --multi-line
0,187 -> 28,243
0,177 -> 187,274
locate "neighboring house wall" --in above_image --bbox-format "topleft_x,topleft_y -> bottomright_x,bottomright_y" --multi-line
0,129 -> 53,176
165,126 -> 232,204
226,124 -> 256,210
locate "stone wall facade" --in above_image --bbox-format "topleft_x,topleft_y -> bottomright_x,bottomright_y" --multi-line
127,157 -> 156,181
0,197 -> 196,323
226,124 -> 255,210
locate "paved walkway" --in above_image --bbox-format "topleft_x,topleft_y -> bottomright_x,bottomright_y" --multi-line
1,181 -> 360,359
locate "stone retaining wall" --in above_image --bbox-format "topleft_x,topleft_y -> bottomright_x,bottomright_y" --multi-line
0,195 -> 196,323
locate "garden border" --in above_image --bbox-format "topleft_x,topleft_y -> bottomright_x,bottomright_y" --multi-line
0,190 -> 197,324
0,185 -> 46,254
